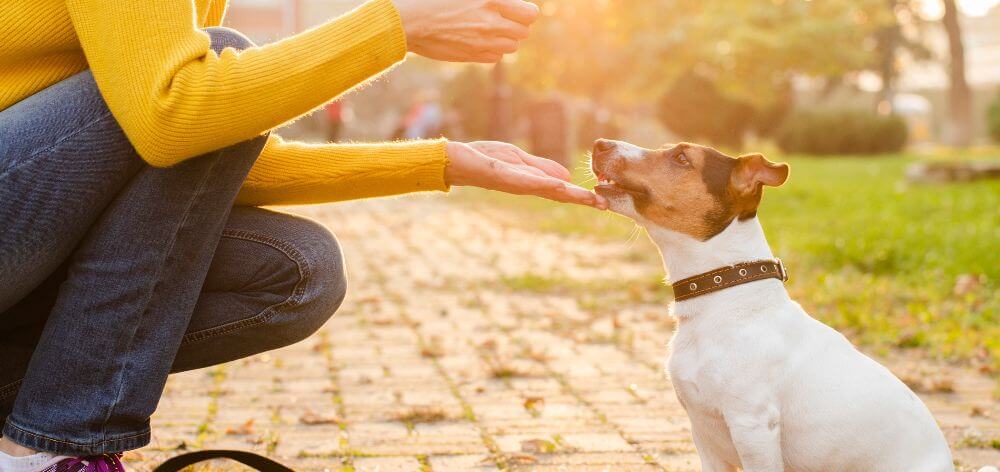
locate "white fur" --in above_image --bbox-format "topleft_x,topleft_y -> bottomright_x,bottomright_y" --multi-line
639,217 -> 954,471
607,139 -> 645,160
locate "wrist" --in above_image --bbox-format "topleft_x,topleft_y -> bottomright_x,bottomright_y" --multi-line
444,141 -> 473,187
390,0 -> 419,49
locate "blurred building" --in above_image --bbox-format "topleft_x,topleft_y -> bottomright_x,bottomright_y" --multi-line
892,4 -> 1000,142
899,5 -> 1000,90
962,6 -> 1000,87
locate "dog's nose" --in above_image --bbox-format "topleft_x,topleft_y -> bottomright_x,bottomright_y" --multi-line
594,139 -> 616,154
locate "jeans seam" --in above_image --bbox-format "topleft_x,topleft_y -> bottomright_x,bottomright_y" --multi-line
178,229 -> 311,345
3,420 -> 149,447
0,380 -> 21,401
0,110 -> 114,181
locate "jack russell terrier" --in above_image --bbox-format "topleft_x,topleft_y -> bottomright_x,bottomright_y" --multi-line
590,139 -> 954,471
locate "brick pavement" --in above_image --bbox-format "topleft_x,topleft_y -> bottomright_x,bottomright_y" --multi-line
130,198 -> 998,471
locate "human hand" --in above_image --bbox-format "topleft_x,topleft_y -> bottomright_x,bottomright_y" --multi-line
445,141 -> 608,209
392,0 -> 540,63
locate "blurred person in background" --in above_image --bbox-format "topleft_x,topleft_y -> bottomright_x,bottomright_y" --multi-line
404,90 -> 444,139
324,100 -> 351,142
0,0 -> 607,470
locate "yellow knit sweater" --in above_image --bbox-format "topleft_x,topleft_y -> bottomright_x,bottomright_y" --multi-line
0,0 -> 449,205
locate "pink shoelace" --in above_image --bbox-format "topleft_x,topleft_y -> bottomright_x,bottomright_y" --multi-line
51,453 -> 124,472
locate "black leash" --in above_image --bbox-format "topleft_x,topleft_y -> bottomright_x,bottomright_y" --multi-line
153,450 -> 296,472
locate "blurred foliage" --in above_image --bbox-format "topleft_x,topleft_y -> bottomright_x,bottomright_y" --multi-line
776,109 -> 908,155
512,0 -> 895,108
577,109 -> 623,147
989,94 -> 1000,144
444,66 -> 491,140
657,71 -> 792,147
872,0 -> 932,102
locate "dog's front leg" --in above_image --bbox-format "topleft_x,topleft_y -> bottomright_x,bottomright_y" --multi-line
724,407 -> 783,472
691,425 -> 737,472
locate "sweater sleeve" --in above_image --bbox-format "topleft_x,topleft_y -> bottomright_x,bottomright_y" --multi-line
66,0 -> 407,167
235,135 -> 450,207
204,0 -> 228,27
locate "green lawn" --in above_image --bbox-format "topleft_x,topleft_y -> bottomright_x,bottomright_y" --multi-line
455,152 -> 1000,379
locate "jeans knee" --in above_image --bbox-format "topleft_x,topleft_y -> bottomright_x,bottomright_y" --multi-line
267,218 -> 347,346
205,27 -> 256,54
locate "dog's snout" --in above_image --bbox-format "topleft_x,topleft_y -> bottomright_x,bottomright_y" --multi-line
594,139 -> 616,154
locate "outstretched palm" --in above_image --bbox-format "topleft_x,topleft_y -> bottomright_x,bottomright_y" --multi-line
445,141 -> 608,209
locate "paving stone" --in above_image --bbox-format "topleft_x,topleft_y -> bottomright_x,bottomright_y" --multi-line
127,199 -> 999,471
556,433 -> 636,453
427,454 -> 500,471
353,456 -> 422,471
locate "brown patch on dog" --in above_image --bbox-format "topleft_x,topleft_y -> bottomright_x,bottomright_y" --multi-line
594,142 -> 788,240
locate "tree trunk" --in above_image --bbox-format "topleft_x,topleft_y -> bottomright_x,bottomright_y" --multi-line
489,62 -> 513,142
874,0 -> 901,112
942,0 -> 974,146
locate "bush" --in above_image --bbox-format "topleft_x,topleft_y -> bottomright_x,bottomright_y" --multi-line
776,109 -> 908,155
988,94 -> 1000,144
658,71 -> 792,148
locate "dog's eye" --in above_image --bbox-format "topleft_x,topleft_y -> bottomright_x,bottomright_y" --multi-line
674,152 -> 691,167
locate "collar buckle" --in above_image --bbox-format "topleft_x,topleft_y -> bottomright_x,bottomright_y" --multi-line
776,259 -> 789,282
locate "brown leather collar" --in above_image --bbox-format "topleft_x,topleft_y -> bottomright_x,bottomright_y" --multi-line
672,259 -> 788,302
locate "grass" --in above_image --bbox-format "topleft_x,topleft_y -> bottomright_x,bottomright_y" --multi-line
455,151 -> 1000,377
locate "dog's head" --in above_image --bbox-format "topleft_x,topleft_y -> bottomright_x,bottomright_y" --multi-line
590,139 -> 789,240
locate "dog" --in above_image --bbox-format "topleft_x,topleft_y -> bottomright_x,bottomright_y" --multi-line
590,139 -> 954,471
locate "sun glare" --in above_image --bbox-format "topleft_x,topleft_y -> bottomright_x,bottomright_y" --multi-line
919,0 -> 1000,18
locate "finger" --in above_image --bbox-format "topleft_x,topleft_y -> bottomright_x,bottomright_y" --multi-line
482,38 -> 519,55
499,168 -> 601,207
493,0 -> 540,25
520,153 -> 572,182
593,193 -> 610,210
509,163 -> 550,178
492,18 -> 531,40
473,142 -> 571,181
473,52 -> 504,63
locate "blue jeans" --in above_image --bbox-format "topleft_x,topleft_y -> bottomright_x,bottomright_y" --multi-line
0,28 -> 346,455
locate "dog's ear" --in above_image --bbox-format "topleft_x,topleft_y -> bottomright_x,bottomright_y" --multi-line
730,154 -> 789,195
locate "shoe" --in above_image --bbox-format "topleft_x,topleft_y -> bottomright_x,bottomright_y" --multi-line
42,453 -> 123,472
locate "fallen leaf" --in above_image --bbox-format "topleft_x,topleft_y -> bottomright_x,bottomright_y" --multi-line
300,410 -> 342,425
523,396 -> 545,412
520,438 -> 556,453
225,419 -> 255,436
507,454 -> 539,464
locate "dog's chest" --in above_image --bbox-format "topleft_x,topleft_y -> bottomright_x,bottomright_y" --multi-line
667,330 -> 731,416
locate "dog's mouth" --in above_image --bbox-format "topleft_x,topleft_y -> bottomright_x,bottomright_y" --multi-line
594,173 -> 648,197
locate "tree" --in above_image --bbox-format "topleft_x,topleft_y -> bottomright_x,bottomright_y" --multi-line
942,0 -> 973,146
656,71 -> 792,147
510,0 -> 893,139
872,0 -> 931,109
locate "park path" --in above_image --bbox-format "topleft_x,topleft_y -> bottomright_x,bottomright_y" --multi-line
131,197 -> 998,471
